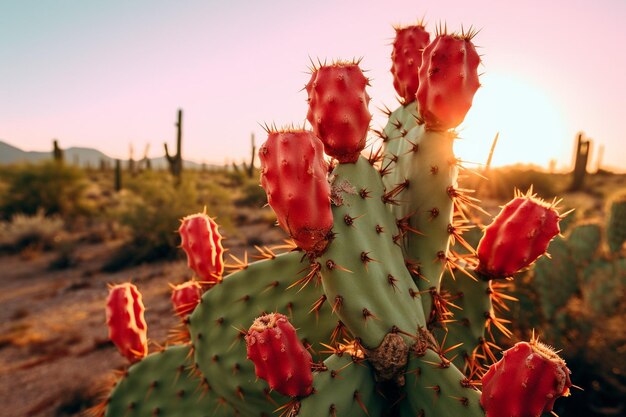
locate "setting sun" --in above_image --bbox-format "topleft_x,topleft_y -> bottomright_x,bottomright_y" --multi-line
456,72 -> 569,169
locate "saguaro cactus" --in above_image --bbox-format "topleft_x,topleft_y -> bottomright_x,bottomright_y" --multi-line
570,131 -> 591,191
94,21 -> 573,417
164,108 -> 183,182
114,159 -> 122,192
242,132 -> 257,178
52,139 -> 64,163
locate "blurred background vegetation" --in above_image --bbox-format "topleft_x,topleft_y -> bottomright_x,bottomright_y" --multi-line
0,160 -> 274,269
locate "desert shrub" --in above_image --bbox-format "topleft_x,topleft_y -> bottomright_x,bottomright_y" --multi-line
103,171 -> 196,270
236,177 -> 267,207
49,241 -> 79,270
0,161 -> 91,219
462,166 -> 562,201
194,172 -> 235,233
0,209 -> 64,252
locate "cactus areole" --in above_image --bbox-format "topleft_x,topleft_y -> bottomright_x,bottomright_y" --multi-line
245,313 -> 314,398
481,339 -> 572,417
105,283 -> 148,363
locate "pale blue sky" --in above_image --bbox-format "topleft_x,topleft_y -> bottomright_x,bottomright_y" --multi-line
1,0 -> 625,169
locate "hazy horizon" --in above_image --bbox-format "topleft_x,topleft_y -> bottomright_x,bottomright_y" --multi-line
2,1 -> 625,170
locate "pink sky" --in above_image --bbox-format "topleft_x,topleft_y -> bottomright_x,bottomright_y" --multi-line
1,0 -> 625,170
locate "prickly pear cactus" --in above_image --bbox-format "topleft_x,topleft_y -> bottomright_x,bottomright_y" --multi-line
94,21 -> 575,417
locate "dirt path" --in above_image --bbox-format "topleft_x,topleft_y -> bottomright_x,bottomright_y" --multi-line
0,220 -> 287,417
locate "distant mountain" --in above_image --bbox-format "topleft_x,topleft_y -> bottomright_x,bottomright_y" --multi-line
0,140 -> 211,170
0,141 -> 50,164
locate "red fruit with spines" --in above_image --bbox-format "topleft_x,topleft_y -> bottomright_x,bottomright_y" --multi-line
476,191 -> 561,279
105,283 -> 148,363
245,313 -> 313,397
178,212 -> 224,286
170,280 -> 202,317
305,61 -> 371,163
481,338 -> 572,417
391,24 -> 431,104
416,32 -> 480,130
259,129 -> 333,254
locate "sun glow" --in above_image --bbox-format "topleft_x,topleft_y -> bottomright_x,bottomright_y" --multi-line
455,72 -> 569,169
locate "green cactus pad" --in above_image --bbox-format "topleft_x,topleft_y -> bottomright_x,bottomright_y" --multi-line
400,348 -> 483,417
606,192 -> 626,254
533,236 -> 578,319
296,354 -> 385,417
104,344 -> 231,417
188,251 -> 337,417
319,156 -> 426,348
567,222 -> 602,266
382,103 -> 420,158
437,269 -> 492,372
383,126 -> 458,320
582,259 -> 622,315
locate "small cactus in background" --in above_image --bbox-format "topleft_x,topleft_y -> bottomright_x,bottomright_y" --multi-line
105,283 -> 148,363
164,108 -> 184,183
95,20 -> 576,417
606,191 -> 626,254
245,313 -> 314,397
52,139 -> 64,163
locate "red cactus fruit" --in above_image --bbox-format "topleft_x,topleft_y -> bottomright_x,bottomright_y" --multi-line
259,129 -> 333,254
105,283 -> 148,363
416,32 -> 480,130
178,212 -> 224,286
245,313 -> 313,397
170,280 -> 202,317
476,192 -> 560,279
481,339 -> 572,417
391,24 -> 430,104
306,62 -> 371,163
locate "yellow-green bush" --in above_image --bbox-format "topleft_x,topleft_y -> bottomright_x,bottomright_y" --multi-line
0,161 -> 91,219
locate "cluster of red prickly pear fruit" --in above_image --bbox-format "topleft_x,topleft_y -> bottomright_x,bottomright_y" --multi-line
170,280 -> 202,317
416,32 -> 481,130
390,24 -> 430,104
178,212 -> 225,286
306,62 -> 371,163
481,338 -> 572,417
105,283 -> 148,363
245,313 -> 314,397
259,129 -> 333,254
476,192 -> 561,279
105,211 -> 224,362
